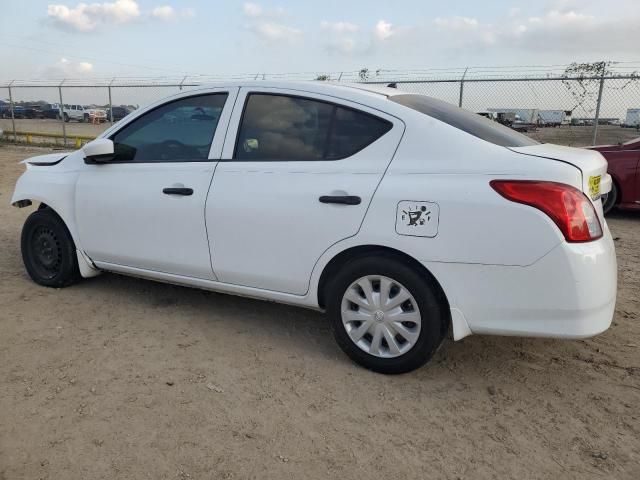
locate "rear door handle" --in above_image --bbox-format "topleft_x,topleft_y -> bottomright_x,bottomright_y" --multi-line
319,195 -> 361,205
163,187 -> 193,196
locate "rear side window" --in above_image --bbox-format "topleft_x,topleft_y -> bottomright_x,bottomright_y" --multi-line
390,94 -> 539,148
234,93 -> 392,161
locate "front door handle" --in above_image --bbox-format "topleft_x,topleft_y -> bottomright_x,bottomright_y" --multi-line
319,195 -> 361,205
163,187 -> 193,196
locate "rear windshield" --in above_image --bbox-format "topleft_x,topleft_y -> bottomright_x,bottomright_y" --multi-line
390,94 -> 539,148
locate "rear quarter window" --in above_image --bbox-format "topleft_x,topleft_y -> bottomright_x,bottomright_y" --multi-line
390,94 -> 539,148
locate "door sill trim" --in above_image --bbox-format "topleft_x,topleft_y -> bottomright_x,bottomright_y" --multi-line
93,261 -> 318,310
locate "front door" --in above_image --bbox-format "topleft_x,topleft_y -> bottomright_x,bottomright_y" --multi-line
76,89 -> 237,279
206,88 -> 403,295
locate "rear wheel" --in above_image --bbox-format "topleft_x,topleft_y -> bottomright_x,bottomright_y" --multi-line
21,209 -> 80,288
63,113 -> 69,122
601,182 -> 618,215
326,255 -> 447,374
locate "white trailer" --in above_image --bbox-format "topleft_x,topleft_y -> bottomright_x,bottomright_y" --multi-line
538,110 -> 567,127
624,108 -> 640,127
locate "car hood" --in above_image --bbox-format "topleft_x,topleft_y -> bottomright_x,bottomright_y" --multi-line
21,151 -> 71,166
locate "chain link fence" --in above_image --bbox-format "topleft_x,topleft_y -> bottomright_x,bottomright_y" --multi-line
2,64 -> 640,148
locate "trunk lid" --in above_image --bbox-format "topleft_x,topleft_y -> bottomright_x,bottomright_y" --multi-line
509,143 -> 610,222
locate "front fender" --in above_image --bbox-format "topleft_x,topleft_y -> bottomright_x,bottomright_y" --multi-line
11,168 -> 82,250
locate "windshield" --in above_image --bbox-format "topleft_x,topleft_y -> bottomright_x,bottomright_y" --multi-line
390,94 -> 539,148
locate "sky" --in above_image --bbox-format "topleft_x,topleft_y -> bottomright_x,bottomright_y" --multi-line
0,0 -> 639,81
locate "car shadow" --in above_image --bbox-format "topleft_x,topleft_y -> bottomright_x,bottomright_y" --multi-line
607,209 -> 640,220
74,271 -> 581,381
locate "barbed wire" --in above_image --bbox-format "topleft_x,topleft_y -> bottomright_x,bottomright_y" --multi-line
2,61 -> 640,87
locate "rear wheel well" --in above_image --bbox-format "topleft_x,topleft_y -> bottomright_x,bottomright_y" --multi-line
317,245 -> 450,329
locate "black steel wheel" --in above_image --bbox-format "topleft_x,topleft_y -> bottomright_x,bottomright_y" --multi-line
21,209 -> 81,288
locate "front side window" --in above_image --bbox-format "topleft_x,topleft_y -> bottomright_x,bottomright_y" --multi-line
234,93 -> 392,161
111,93 -> 228,162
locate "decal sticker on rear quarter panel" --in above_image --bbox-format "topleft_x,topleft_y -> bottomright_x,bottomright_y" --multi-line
588,175 -> 601,200
396,201 -> 440,237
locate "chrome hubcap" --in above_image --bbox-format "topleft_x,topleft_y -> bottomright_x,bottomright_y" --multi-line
341,275 -> 421,358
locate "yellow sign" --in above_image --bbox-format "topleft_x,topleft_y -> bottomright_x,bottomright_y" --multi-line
589,175 -> 601,200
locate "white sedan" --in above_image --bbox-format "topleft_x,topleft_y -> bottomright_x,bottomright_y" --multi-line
11,81 -> 617,373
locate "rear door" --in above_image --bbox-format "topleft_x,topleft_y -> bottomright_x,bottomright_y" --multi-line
206,88 -> 404,295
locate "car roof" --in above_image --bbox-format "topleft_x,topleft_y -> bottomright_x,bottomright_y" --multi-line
189,80 -> 404,102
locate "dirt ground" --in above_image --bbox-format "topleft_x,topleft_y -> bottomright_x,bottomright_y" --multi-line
0,144 -> 638,480
2,118 -> 639,148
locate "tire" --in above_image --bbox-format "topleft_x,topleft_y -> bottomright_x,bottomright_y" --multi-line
601,181 -> 618,215
83,114 -> 89,123
326,255 -> 448,374
21,209 -> 81,288
63,113 -> 69,122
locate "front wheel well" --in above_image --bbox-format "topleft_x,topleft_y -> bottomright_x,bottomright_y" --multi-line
317,245 -> 451,329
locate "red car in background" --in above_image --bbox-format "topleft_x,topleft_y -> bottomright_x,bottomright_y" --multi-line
590,137 -> 640,214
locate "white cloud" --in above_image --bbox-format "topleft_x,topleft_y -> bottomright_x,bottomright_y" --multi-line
424,6 -> 640,56
47,0 -> 141,31
42,57 -> 94,77
251,22 -> 301,41
243,2 -> 262,18
374,20 -> 393,41
47,1 -> 192,31
320,21 -> 360,54
151,5 -> 174,20
151,5 -> 195,21
434,16 -> 479,31
321,19 -> 401,55
243,3 -> 301,42
320,21 -> 359,34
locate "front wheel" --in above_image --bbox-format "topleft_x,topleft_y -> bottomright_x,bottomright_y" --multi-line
21,209 -> 81,288
326,255 -> 448,374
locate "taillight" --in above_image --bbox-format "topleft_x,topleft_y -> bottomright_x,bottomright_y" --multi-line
490,180 -> 603,242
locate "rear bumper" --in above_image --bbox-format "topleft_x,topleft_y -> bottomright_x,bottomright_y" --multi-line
425,228 -> 617,340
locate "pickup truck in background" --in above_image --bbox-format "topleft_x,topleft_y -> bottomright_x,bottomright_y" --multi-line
60,104 -> 107,123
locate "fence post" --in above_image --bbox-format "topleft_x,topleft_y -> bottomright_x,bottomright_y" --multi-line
58,80 -> 67,147
108,77 -> 114,124
7,80 -> 17,142
458,67 -> 468,108
592,64 -> 606,145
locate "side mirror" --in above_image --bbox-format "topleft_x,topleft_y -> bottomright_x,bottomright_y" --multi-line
83,138 -> 115,164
